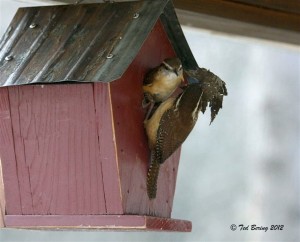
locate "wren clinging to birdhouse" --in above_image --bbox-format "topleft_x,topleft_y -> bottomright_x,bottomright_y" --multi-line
142,57 -> 185,120
144,83 -> 204,199
144,68 -> 227,199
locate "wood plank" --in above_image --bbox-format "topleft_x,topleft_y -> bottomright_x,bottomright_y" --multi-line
0,159 -> 5,227
231,0 -> 300,15
94,83 -> 123,214
7,87 -> 34,214
4,215 -> 192,232
0,87 -> 22,215
173,0 -> 300,33
176,9 -> 300,46
110,20 -> 181,218
8,84 -> 106,215
46,0 -> 300,44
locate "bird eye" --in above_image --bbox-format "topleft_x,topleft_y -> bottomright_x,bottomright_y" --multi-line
178,65 -> 183,71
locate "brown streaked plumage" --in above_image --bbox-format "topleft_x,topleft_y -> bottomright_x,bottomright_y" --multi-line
145,83 -> 204,199
142,57 -> 184,120
184,67 -> 228,124
144,97 -> 176,150
144,65 -> 228,199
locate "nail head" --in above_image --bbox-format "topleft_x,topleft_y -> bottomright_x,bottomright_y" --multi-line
106,53 -> 114,59
29,23 -> 37,29
133,13 -> 139,19
5,55 -> 13,61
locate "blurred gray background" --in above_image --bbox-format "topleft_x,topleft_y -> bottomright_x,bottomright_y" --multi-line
0,0 -> 299,241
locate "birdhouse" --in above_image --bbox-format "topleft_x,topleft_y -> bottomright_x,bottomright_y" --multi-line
0,0 -> 198,231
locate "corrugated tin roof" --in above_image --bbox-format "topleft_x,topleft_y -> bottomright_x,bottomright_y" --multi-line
0,0 -> 197,87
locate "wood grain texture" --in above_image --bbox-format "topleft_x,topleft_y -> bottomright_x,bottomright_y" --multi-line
0,20 -> 185,220
173,0 -> 300,32
6,84 -> 106,215
176,9 -> 300,46
0,88 -> 22,214
94,83 -> 123,214
4,215 -> 192,232
0,159 -> 5,227
110,20 -> 181,218
231,0 -> 300,15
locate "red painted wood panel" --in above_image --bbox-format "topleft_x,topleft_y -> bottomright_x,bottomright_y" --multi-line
110,20 -> 181,217
4,215 -> 192,232
0,20 -> 183,220
6,84 -> 106,215
0,88 -> 22,214
94,83 -> 123,214
0,160 -> 6,227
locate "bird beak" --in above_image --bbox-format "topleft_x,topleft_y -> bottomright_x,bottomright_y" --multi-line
181,77 -> 188,88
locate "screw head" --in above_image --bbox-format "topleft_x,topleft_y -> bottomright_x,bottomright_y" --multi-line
106,53 -> 114,59
133,13 -> 139,19
5,55 -> 13,61
29,23 -> 37,29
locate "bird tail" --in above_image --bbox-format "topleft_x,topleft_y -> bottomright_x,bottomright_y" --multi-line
147,161 -> 160,199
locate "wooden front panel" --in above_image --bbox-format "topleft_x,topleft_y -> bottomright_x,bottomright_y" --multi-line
0,88 -> 22,215
0,159 -> 4,227
1,84 -> 111,215
94,83 -> 123,214
110,20 -> 181,217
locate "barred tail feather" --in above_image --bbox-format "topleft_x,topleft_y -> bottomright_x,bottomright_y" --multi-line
147,161 -> 160,199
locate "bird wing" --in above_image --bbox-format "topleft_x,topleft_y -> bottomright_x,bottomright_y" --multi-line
185,68 -> 227,124
154,108 -> 196,164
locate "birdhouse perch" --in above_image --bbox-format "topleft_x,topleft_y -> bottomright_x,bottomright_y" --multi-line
0,0 -> 200,231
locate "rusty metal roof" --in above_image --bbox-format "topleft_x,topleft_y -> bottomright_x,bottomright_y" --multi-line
0,0 -> 197,87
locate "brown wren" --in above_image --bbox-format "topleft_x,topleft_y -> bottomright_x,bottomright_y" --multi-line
144,83 -> 204,199
142,57 -> 184,120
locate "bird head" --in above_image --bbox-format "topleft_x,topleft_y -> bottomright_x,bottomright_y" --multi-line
162,57 -> 184,80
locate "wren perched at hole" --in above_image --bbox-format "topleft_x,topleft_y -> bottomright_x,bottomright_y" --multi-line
142,57 -> 185,121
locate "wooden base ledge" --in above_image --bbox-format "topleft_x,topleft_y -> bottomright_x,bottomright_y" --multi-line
4,215 -> 192,232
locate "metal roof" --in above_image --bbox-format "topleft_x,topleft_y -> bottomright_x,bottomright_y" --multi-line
0,0 -> 197,87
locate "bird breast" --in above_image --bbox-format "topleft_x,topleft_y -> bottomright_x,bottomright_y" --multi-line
144,97 -> 176,150
143,70 -> 183,102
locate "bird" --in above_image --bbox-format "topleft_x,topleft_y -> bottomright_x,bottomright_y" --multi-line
142,57 -> 185,120
144,83 -> 204,199
144,67 -> 228,199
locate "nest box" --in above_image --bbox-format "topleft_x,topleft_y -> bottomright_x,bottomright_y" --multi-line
0,0 -> 198,231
